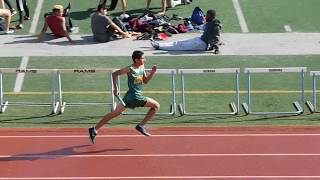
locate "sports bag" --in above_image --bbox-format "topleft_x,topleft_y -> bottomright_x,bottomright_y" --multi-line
191,6 -> 205,25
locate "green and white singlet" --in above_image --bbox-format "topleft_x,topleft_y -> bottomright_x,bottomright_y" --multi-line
122,64 -> 148,108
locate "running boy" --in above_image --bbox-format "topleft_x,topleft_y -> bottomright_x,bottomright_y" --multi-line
89,50 -> 160,144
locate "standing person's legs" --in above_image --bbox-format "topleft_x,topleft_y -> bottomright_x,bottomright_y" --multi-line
22,0 -> 29,19
15,0 -> 24,28
4,0 -> 16,15
146,0 -> 151,10
160,0 -> 166,15
120,0 -> 126,15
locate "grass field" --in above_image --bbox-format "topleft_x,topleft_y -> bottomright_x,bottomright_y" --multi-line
1,1 -> 320,128
1,55 -> 320,127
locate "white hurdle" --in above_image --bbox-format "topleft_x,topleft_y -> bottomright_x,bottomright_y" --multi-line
178,68 -> 240,116
115,69 -> 177,116
0,68 -> 59,114
306,71 -> 320,113
56,68 -> 115,114
242,67 -> 306,115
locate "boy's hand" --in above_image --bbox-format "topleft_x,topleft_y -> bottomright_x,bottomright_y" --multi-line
113,88 -> 119,96
151,65 -> 157,74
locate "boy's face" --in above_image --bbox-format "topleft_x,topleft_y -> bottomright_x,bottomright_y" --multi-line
135,55 -> 145,66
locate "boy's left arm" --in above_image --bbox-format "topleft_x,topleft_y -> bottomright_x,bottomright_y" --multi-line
143,65 -> 157,84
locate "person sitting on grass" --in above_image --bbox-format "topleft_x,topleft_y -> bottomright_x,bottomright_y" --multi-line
89,50 -> 160,144
150,9 -> 222,54
91,4 -> 131,43
36,4 -> 74,44
0,0 -> 14,34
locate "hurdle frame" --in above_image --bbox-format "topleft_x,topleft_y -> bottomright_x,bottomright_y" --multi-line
177,68 -> 240,116
0,68 -> 60,114
306,71 -> 320,113
241,67 -> 306,115
113,69 -> 177,116
56,68 -> 115,114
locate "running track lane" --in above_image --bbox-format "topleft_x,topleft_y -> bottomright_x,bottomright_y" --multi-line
1,127 -> 320,179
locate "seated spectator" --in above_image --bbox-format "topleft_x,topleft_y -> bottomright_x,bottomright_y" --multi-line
36,4 -> 74,43
91,4 -> 131,43
0,0 -> 14,34
150,9 -> 222,54
146,0 -> 166,15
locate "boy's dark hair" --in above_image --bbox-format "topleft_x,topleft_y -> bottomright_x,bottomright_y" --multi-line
97,4 -> 107,11
132,50 -> 144,61
206,9 -> 216,22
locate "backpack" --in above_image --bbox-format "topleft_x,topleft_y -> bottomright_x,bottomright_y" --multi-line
0,23 -> 5,31
191,7 -> 205,25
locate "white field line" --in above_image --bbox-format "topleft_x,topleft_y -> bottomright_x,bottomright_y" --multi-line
29,0 -> 44,34
13,56 -> 29,92
2,153 -> 320,159
1,134 -> 320,138
284,25 -> 292,32
2,176 -> 320,180
232,0 -> 249,33
2,90 -> 316,95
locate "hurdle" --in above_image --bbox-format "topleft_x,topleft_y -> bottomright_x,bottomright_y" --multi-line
178,68 -> 240,116
56,68 -> 115,114
306,71 -> 320,113
241,67 -> 306,115
113,69 -> 177,116
0,68 -> 59,114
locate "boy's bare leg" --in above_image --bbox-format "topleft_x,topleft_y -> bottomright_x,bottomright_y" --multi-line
95,105 -> 126,130
139,98 -> 160,125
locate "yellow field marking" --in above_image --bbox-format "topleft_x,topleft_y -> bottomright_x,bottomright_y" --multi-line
3,90 -> 317,95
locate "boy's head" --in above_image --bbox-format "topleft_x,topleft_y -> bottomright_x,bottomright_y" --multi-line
52,5 -> 63,15
97,4 -> 107,14
206,9 -> 216,22
132,50 -> 145,63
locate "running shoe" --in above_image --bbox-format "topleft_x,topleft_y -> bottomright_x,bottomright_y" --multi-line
88,127 -> 97,144
135,124 -> 151,136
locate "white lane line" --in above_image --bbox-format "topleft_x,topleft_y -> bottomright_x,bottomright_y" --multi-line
232,0 -> 249,32
2,153 -> 320,158
13,56 -> 29,92
284,25 -> 292,32
2,134 -> 320,138
29,0 -> 44,34
1,176 -> 320,179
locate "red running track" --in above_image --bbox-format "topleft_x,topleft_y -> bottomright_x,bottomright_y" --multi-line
1,127 -> 320,179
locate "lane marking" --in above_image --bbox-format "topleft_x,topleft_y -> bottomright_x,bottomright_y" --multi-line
1,134 -> 320,138
232,0 -> 249,32
2,153 -> 320,158
1,176 -> 320,179
3,90 -> 316,95
13,56 -> 29,92
29,0 -> 44,34
284,25 -> 292,32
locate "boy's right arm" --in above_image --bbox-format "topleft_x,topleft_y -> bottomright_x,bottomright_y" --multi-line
112,66 -> 130,95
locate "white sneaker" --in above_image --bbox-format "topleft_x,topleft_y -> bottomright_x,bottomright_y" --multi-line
5,30 -> 14,34
119,14 -> 129,20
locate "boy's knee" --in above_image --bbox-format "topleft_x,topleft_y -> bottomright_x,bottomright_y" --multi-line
153,101 -> 160,111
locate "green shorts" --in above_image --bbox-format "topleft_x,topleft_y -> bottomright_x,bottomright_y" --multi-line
123,93 -> 148,109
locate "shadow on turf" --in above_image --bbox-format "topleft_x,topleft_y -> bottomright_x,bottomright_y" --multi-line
0,144 -> 132,162
0,114 -> 58,123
